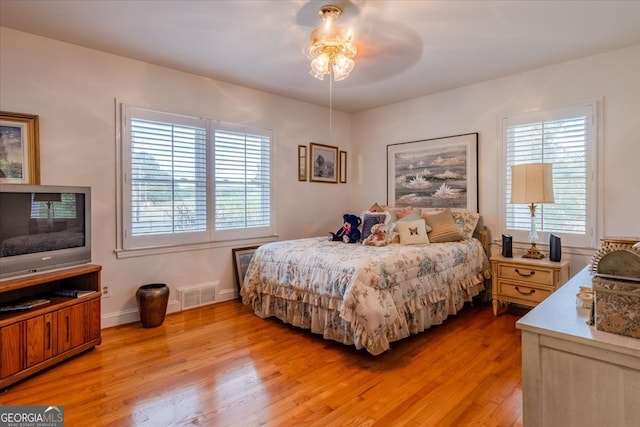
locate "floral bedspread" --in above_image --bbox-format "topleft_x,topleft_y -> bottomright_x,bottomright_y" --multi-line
241,237 -> 491,355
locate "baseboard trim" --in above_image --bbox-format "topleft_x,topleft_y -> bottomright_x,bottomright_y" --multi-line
100,293 -> 237,329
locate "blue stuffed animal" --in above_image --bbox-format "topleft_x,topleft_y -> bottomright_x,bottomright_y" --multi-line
328,214 -> 362,243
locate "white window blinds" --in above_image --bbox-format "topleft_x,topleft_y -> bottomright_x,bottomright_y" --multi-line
501,103 -> 597,249
130,117 -> 207,236
214,128 -> 271,233
121,105 -> 273,250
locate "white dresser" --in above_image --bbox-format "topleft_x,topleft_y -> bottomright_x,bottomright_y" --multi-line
516,266 -> 640,427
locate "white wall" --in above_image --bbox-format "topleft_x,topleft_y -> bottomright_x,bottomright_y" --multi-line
3,26 -> 639,326
0,28 -> 352,327
351,44 -> 640,275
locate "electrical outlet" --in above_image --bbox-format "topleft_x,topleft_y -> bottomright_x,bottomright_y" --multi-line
102,282 -> 111,298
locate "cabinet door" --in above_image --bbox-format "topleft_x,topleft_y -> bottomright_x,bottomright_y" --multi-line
24,313 -> 57,368
26,316 -> 45,367
58,303 -> 89,352
69,303 -> 87,348
87,298 -> 101,341
57,307 -> 72,353
44,312 -> 57,359
26,313 -> 58,367
1,323 -> 24,378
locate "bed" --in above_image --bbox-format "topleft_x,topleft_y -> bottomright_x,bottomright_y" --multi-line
241,208 -> 491,355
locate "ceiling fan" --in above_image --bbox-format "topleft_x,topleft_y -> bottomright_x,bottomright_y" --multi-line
296,0 -> 423,84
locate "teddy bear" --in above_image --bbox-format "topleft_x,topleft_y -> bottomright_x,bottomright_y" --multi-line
328,214 -> 362,243
362,223 -> 389,247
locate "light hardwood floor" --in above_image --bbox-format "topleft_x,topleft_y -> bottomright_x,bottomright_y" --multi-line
1,300 -> 524,426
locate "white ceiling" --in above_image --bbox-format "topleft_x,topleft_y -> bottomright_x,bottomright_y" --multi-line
2,0 -> 640,113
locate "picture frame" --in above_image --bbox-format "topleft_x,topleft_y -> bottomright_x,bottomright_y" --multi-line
339,150 -> 347,183
309,142 -> 338,183
387,133 -> 478,211
232,246 -> 260,301
298,145 -> 307,181
0,111 -> 40,184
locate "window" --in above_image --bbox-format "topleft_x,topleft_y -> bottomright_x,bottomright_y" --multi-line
120,105 -> 273,251
213,125 -> 272,242
500,102 -> 598,249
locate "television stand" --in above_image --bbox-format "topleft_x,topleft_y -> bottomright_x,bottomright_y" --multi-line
0,264 -> 102,389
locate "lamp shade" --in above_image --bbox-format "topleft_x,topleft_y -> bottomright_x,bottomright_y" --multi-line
510,163 -> 554,204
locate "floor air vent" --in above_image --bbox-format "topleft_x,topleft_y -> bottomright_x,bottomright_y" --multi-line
178,281 -> 218,311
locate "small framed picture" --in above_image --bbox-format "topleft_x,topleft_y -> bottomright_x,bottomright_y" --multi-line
0,111 -> 40,184
298,145 -> 307,181
339,150 -> 347,183
232,246 -> 260,301
309,142 -> 338,183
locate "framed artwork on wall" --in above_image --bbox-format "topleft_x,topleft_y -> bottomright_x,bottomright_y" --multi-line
232,246 -> 260,301
309,142 -> 338,183
298,145 -> 307,181
387,133 -> 478,211
339,150 -> 347,183
0,111 -> 40,184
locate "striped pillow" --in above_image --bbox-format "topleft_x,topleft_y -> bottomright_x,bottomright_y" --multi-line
424,208 -> 466,243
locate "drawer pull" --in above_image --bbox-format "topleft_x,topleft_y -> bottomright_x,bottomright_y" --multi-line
515,286 -> 536,296
515,268 -> 535,278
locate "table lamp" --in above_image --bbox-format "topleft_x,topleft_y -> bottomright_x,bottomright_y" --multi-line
510,163 -> 554,259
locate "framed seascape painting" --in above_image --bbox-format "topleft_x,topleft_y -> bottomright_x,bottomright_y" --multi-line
387,133 -> 478,211
309,142 -> 338,183
0,111 -> 40,184
232,246 -> 260,301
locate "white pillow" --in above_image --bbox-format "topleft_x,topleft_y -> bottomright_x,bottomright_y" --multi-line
397,219 -> 430,245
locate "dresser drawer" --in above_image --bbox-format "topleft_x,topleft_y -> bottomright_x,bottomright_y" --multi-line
496,264 -> 554,286
497,280 -> 552,304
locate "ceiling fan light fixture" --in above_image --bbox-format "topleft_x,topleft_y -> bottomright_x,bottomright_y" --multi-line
332,54 -> 354,81
310,53 -> 330,79
306,4 -> 357,81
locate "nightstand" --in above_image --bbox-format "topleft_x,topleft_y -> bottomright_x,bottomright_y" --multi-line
490,255 -> 570,316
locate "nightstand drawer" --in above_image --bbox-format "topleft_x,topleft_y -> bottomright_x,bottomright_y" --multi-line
498,281 -> 552,304
497,264 -> 553,286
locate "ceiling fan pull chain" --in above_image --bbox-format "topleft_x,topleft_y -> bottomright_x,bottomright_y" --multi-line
329,73 -> 333,135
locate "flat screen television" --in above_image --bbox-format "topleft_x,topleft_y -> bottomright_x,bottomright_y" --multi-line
0,184 -> 91,281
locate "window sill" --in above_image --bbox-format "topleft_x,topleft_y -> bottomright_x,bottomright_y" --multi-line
114,235 -> 278,259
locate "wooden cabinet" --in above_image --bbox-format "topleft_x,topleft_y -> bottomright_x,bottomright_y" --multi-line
0,264 -> 102,389
490,255 -> 569,316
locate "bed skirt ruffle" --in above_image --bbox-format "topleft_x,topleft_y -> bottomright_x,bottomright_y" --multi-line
245,270 -> 487,355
